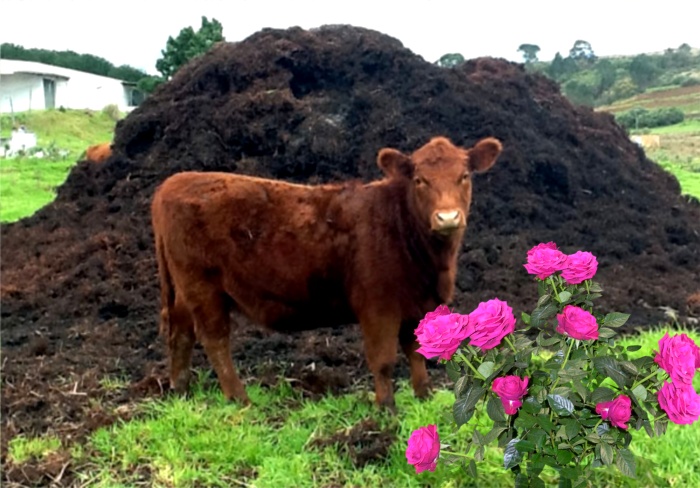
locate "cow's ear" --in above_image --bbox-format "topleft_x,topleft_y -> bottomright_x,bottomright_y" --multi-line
377,148 -> 414,178
467,137 -> 502,173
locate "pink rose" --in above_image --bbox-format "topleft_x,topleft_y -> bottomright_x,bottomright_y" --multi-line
657,381 -> 700,425
415,313 -> 472,360
492,376 -> 529,415
654,333 -> 700,385
556,305 -> 599,341
524,242 -> 567,280
595,395 -> 632,430
561,251 -> 598,284
468,298 -> 516,350
406,425 -> 440,473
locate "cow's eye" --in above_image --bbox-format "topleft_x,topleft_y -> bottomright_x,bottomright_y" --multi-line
460,173 -> 470,183
414,177 -> 426,186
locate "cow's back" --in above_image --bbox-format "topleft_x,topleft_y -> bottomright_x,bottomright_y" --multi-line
152,172 -> 358,329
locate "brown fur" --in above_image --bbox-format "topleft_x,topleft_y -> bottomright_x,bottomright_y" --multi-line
85,142 -> 112,163
151,136 -> 502,409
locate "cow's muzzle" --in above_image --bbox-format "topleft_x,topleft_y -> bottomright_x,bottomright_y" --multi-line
432,209 -> 465,234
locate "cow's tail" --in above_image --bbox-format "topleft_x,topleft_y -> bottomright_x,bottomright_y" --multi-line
155,234 -> 175,347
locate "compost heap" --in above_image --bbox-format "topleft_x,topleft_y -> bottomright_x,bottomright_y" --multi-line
2,25 -> 699,464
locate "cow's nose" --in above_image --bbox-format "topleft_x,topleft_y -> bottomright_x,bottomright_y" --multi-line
433,210 -> 464,230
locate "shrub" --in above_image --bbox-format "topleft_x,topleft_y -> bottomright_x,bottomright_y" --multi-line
407,242 -> 700,486
101,103 -> 121,121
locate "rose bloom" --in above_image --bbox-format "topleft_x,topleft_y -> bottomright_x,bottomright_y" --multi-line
415,313 -> 472,360
654,333 -> 700,385
556,305 -> 599,341
406,425 -> 440,473
561,251 -> 598,284
468,298 -> 516,350
524,242 -> 567,280
595,395 -> 632,430
657,381 -> 700,425
492,376 -> 529,415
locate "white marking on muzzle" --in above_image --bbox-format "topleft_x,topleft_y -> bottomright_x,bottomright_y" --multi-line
436,210 -> 461,227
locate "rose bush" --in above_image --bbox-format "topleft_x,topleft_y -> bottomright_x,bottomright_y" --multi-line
407,243 -> 700,487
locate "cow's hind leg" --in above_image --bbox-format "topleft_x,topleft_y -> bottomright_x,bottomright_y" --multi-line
168,296 -> 196,394
191,292 -> 250,404
399,320 -> 432,399
359,314 -> 400,411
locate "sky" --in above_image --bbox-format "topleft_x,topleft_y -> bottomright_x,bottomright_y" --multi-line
2,0 -> 698,76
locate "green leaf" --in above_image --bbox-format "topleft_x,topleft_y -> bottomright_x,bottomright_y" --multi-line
537,333 -> 562,347
558,291 -> 572,303
626,345 -> 642,352
446,360 -> 461,381
521,312 -> 531,325
547,394 -> 574,416
531,302 -> 559,328
474,445 -> 485,461
472,430 -> 486,447
537,293 -> 552,308
632,384 -> 647,402
537,414 -> 555,431
600,443 -> 613,465
478,361 -> 495,378
453,385 -> 485,426
528,428 -> 548,448
560,466 -> 582,480
515,439 -> 537,453
590,386 -> 616,404
588,282 -> 603,293
467,459 -> 477,478
487,396 -> 507,422
654,420 -> 668,437
454,375 -> 470,398
561,419 -> 580,439
598,327 -> 617,339
515,473 -> 529,488
522,396 -> 542,415
642,419 -> 653,438
615,448 -> 636,478
529,477 -> 546,488
556,449 -> 575,465
604,312 -> 630,328
484,426 -> 507,444
514,411 -> 538,430
572,379 -> 588,402
593,356 -> 630,388
504,438 -> 523,469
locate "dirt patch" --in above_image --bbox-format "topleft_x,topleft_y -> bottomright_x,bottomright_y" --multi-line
1,24 -> 699,485
310,418 -> 396,467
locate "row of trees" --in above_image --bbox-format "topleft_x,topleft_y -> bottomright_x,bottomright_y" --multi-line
1,16 -> 224,95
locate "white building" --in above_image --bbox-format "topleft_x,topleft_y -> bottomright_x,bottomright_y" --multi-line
0,59 -> 144,113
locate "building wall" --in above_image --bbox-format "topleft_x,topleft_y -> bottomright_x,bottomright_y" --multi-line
0,73 -> 45,112
0,60 -> 140,113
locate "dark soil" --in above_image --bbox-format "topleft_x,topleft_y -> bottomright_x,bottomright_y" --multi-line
309,418 -> 396,468
2,25 -> 699,485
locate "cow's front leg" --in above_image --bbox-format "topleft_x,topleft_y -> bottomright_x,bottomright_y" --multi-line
400,320 -> 432,399
359,314 -> 400,411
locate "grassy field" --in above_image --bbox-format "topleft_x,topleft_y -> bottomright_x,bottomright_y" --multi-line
8,328 -> 700,487
598,85 -> 700,117
0,109 -> 116,222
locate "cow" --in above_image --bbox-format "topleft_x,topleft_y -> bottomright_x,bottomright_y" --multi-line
151,135 -> 503,410
84,142 -> 112,163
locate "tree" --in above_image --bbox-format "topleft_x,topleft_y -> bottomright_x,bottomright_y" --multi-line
547,52 -> 578,80
569,40 -> 596,62
435,53 -> 465,68
517,44 -> 541,63
155,16 -> 224,80
595,59 -> 617,94
629,54 -> 659,89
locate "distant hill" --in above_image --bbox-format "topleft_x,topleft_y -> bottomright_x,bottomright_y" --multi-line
525,43 -> 700,109
597,85 -> 700,119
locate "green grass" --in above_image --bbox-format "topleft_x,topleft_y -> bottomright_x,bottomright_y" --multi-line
8,435 -> 62,464
0,109 -> 117,222
645,119 -> 700,135
8,329 -> 694,487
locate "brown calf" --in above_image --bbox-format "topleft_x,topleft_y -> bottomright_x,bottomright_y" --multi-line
151,136 -> 502,409
85,142 -> 112,163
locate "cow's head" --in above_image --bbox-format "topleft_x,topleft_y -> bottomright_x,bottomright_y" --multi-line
378,136 -> 502,236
